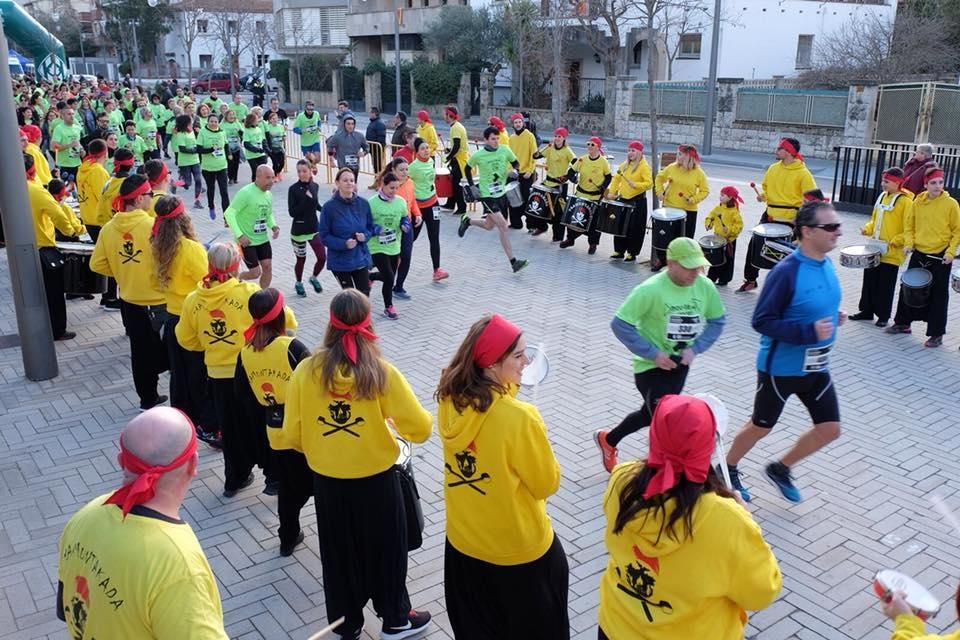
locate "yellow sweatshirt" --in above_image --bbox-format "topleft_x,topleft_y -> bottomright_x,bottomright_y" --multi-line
704,204 -> 744,242
416,122 -> 440,156
862,190 -> 912,266
509,129 -> 538,175
892,614 -> 960,640
903,190 -> 960,256
280,359 -> 432,479
599,462 -> 781,640
147,189 -> 166,218
498,129 -> 510,148
574,154 -> 612,201
655,163 -> 709,210
96,176 -> 124,226
161,239 -> 209,315
28,181 -> 84,248
238,336 -> 311,450
176,278 -> 298,379
26,143 -> 52,186
760,160 -> 817,222
438,387 -> 561,566
90,209 -> 164,306
609,158 -> 653,200
76,161 -> 110,225
538,143 -> 575,186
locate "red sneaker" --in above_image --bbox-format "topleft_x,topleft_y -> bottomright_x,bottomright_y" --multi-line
432,268 -> 449,281
594,430 -> 618,473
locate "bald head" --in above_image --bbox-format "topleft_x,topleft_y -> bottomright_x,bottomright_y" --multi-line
121,407 -> 195,472
255,164 -> 275,191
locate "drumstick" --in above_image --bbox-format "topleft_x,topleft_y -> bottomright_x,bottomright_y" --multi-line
306,617 -> 346,640
749,181 -> 762,198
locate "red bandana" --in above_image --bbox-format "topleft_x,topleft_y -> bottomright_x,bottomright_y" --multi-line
554,127 -> 568,139
924,169 -> 945,185
678,144 -> 700,163
83,149 -> 107,163
720,185 -> 743,205
778,138 -> 804,162
113,156 -> 135,175
244,293 -> 285,342
628,140 -> 644,153
643,395 -> 716,499
112,180 -> 151,213
151,200 -> 184,236
881,171 -> 904,186
203,258 -> 240,286
25,165 -> 36,180
329,312 -> 377,364
472,314 -> 521,369
149,162 -> 169,187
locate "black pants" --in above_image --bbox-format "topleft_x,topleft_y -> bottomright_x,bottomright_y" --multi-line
145,149 -> 161,161
445,534 -> 570,640
41,258 -> 67,338
413,206 -> 441,270
682,210 -> 697,239
394,227 -> 415,290
606,366 -> 690,447
551,186 -> 568,241
163,313 -> 215,429
210,377 -> 260,490
612,195 -> 648,256
857,261 -> 899,322
565,225 -> 601,246
270,150 -> 285,176
598,629 -> 610,640
248,155 -> 268,181
86,225 -> 117,302
370,252 -> 400,308
332,268 -> 371,295
120,301 -> 168,405
894,250 -> 951,336
314,468 -> 412,636
448,161 -> 466,214
202,169 -> 229,211
276,448 -> 313,547
707,239 -> 737,285
227,152 -> 241,182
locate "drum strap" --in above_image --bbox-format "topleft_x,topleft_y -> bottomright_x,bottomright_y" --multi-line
871,192 -> 900,242
767,203 -> 799,211
578,186 -> 603,196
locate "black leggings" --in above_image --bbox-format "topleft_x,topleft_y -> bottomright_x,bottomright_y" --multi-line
370,253 -> 400,308
332,268 -> 371,295
248,155 -> 268,180
270,150 -> 285,176
607,366 -> 690,447
202,169 -> 229,211
413,205 -> 441,270
227,151 -> 241,182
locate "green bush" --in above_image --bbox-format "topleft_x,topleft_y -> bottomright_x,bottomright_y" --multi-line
119,61 -> 132,77
574,93 -> 605,114
410,57 -> 460,105
299,54 -> 342,92
270,60 -> 290,97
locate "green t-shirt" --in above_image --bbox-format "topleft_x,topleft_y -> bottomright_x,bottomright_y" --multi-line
50,117 -> 63,136
408,158 -> 436,201
466,145 -> 517,198
121,134 -> 146,163
228,101 -> 249,122
137,118 -> 159,151
615,272 -> 725,373
221,121 -> 242,154
264,122 -> 285,152
224,183 -> 275,246
294,111 -> 321,146
171,130 -> 199,167
149,102 -> 165,120
197,126 -> 227,172
106,109 -> 125,135
203,97 -> 226,114
368,194 -> 406,256
52,122 -> 85,168
243,125 -> 265,159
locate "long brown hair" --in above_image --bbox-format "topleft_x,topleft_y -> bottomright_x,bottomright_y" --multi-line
247,288 -> 285,351
435,315 -> 520,414
310,289 -> 387,400
151,195 -> 198,289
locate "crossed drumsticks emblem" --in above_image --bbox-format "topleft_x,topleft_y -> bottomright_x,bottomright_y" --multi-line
445,449 -> 491,495
204,313 -> 237,345
317,400 -> 365,437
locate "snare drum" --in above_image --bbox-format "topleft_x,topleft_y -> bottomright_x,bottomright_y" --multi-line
526,185 -> 558,221
840,244 -> 882,269
750,223 -> 794,270
873,569 -> 940,621
651,208 -> 685,251
502,181 -> 524,208
951,266 -> 960,294
57,242 -> 107,295
595,199 -> 636,237
435,168 -> 452,199
459,180 -> 481,203
698,235 -> 728,267
561,196 -> 597,233
900,268 -> 933,308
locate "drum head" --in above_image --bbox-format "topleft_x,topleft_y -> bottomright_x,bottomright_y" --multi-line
652,207 -> 685,221
699,235 -> 726,249
533,184 -> 558,195
842,244 -> 881,257
755,223 -> 793,237
521,345 -> 550,387
902,268 -> 933,287
601,199 -> 629,210
395,437 -> 412,466
875,570 -> 940,614
694,393 -> 729,438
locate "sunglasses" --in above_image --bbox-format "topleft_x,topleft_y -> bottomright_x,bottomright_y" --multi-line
586,142 -> 597,147
807,223 -> 841,232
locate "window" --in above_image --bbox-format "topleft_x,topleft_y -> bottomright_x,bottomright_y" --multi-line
255,20 -> 266,34
228,20 -> 238,35
796,34 -> 814,69
256,54 -> 270,67
632,41 -> 643,66
384,34 -> 423,52
678,33 -> 701,59
199,54 -> 212,69
196,18 -> 208,33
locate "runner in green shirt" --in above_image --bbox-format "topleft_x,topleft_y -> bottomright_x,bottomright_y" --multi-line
229,94 -> 249,122
196,113 -> 229,221
105,101 -> 125,135
51,107 -> 85,185
242,114 -> 268,180
264,112 -> 286,180
203,89 -> 226,115
458,126 -> 527,273
293,101 -> 322,170
368,172 -> 408,319
220,109 -> 243,184
171,114 -> 203,209
120,121 -> 146,165
136,108 -> 160,159
224,165 -> 279,288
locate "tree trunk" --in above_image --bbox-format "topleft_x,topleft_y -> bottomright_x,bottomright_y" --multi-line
295,57 -> 302,105
519,51 -> 525,109
646,15 -> 659,208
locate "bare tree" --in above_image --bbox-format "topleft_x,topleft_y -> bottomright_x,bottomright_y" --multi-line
247,14 -> 275,73
277,8 -> 310,104
174,0 -> 205,83
207,1 -> 258,94
656,1 -> 709,80
547,0 -> 571,128
501,0 -> 546,109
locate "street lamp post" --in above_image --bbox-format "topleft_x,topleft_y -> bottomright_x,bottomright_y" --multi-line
701,0 -> 721,154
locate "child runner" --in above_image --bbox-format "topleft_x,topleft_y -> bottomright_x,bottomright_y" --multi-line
368,171 -> 408,319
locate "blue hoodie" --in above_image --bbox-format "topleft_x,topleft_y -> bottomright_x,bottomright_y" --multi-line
752,248 -> 841,377
319,192 -> 379,272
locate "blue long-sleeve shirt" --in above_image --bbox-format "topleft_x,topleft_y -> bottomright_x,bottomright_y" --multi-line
611,315 -> 726,361
318,193 -> 378,271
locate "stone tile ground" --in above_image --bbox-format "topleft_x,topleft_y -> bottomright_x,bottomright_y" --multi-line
1,168 -> 959,640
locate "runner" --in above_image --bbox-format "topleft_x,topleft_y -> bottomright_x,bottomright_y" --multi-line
51,106 -> 84,189
287,159 -> 327,297
196,113 -> 230,221
224,165 -> 280,288
292,100 -> 322,173
171,114 -> 203,209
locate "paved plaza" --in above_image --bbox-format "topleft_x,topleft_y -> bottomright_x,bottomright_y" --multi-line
1,165 -> 959,640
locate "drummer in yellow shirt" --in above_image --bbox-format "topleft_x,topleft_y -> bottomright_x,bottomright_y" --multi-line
607,140 -> 653,262
559,136 -> 612,254
508,111 -> 539,231
416,109 -> 440,156
534,127 -> 576,241
442,106 -> 470,215
76,139 -> 110,228
21,125 -> 52,186
653,143 -> 710,240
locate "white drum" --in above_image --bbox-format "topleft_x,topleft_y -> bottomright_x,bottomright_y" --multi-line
840,244 -> 883,269
873,569 -> 940,621
952,266 -> 960,294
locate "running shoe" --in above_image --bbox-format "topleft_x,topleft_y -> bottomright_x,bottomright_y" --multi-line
381,610 -> 432,640
925,335 -> 943,348
384,306 -> 399,320
309,276 -> 323,293
511,258 -> 529,273
222,472 -> 254,498
393,288 -> 411,300
279,531 -> 304,557
295,281 -> 306,297
765,461 -> 802,503
594,430 -> 618,473
458,214 -> 471,238
558,239 -> 574,248
623,253 -> 636,263
432,268 -> 449,281
610,251 -> 623,259
722,464 -> 751,503
193,199 -> 203,209
208,207 -> 216,221
736,280 -> 758,293
885,324 -> 911,334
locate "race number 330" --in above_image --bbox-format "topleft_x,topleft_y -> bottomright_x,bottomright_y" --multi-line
666,314 -> 702,342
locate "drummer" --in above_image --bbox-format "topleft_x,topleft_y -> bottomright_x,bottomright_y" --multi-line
703,186 -> 744,286
606,140 -> 652,263
558,136 -> 611,254
886,167 -> 960,348
737,138 -> 817,293
849,168 -> 912,328
507,111 -> 539,232
881,581 -> 960,639
653,143 -> 709,241
532,127 -> 575,241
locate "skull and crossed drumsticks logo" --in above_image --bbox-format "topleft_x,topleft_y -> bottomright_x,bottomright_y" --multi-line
445,442 -> 491,495
318,396 -> 365,437
204,309 -> 237,345
118,231 -> 142,264
615,545 -> 674,622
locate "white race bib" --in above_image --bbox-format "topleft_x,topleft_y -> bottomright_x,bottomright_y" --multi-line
433,208 -> 441,221
253,218 -> 267,233
803,344 -> 832,372
666,313 -> 702,342
379,229 -> 397,245
345,155 -> 358,167
213,148 -> 224,157
489,181 -> 503,196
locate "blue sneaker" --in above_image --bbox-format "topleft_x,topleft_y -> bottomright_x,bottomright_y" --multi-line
393,288 -> 411,300
765,462 -> 802,503
308,276 -> 322,293
208,207 -> 216,221
294,281 -> 306,297
721,464 -> 751,503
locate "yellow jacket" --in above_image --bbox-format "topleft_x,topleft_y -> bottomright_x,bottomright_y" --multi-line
76,160 -> 110,225
904,190 -> 960,256
509,129 -> 538,175
654,163 -> 709,210
892,614 -> 960,640
160,239 -> 208,315
238,336 -> 311,450
90,209 -> 164,306
599,463 -> 781,640
538,143 -> 575,186
416,122 -> 440,156
760,160 -> 817,222
148,189 -> 166,217
498,129 -> 510,148
438,387 -> 560,566
574,154 -> 612,201
280,359 -> 432,479
609,158 -> 653,200
28,181 -> 84,248
862,190 -> 912,266
704,204 -> 744,242
26,143 -> 52,186
176,278 -> 297,379
96,176 -> 124,226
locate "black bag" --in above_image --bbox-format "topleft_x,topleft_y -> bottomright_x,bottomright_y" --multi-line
38,246 -> 65,271
394,439 -> 424,551
145,304 -> 169,334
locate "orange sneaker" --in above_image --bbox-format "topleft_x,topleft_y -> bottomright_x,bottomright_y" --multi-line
594,430 -> 618,473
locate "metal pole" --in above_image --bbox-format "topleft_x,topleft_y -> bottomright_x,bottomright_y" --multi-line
394,0 -> 401,112
131,22 -> 140,84
0,34 -> 58,381
701,0 -> 721,155
79,28 -> 87,75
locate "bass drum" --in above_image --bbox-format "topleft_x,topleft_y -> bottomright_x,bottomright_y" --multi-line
595,199 -> 635,237
526,185 -> 558,221
57,242 -> 107,295
561,196 -> 597,233
651,208 -> 685,251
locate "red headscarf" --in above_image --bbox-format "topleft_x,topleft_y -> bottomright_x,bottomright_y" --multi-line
489,116 -> 505,131
881,171 -> 904,186
472,314 -> 521,369
720,185 -> 743,205
329,312 -> 377,363
244,292 -> 285,342
20,124 -> 41,143
924,168 -> 945,185
643,395 -> 716,499
83,147 -> 107,163
509,112 -> 524,126
444,106 -> 459,120
151,199 -> 184,236
203,257 -> 241,286
113,155 -> 135,176
112,179 -> 151,212
587,136 -> 604,154
628,140 -> 644,153
778,138 -> 804,163
51,184 -> 70,201
417,109 -> 431,122
554,127 -> 568,139
677,144 -> 700,163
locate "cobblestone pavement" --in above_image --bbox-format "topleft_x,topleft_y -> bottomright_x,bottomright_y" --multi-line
1,165 -> 959,640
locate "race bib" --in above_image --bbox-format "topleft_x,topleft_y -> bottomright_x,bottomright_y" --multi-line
345,154 -> 358,167
803,344 -> 832,372
305,125 -> 317,134
666,313 -> 702,342
213,148 -> 225,157
489,181 -> 503,196
379,229 -> 397,245
433,208 -> 440,221
253,218 -> 267,233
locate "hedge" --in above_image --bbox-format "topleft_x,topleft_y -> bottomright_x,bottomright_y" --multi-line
270,60 -> 290,97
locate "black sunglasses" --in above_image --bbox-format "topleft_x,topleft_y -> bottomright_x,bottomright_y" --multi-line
807,223 -> 841,232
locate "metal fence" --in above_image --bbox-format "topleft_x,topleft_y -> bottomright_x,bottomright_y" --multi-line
631,83 -> 707,118
736,88 -> 847,128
